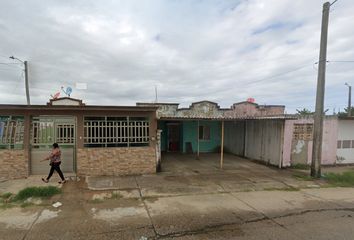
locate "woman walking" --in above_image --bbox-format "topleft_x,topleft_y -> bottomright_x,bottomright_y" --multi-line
41,143 -> 66,184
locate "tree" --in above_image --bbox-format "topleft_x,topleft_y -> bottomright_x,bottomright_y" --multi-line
338,107 -> 354,117
296,108 -> 314,116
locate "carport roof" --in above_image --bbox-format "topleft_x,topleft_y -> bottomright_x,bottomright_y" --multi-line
159,114 -> 298,121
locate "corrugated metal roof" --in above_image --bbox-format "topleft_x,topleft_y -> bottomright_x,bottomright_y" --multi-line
159,114 -> 297,121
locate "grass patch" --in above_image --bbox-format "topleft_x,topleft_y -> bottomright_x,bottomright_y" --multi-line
264,187 -> 300,192
14,186 -> 61,201
290,164 -> 310,170
20,202 -> 34,208
293,173 -> 314,181
1,192 -> 13,199
111,192 -> 123,199
324,171 -> 354,187
0,203 -> 15,209
88,199 -> 103,204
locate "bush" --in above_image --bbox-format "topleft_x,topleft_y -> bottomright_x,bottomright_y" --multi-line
14,186 -> 61,201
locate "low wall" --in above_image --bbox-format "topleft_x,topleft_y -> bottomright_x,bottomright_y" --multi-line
282,116 -> 338,167
77,147 -> 156,176
0,149 -> 28,180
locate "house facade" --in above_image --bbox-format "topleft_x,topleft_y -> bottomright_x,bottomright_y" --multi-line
2,97 -> 353,180
138,100 -> 290,168
0,97 -> 158,179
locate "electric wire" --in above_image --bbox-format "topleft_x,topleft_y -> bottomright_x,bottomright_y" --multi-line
330,0 -> 339,6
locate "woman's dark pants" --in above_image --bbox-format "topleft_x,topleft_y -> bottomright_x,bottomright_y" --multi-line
47,163 -> 65,181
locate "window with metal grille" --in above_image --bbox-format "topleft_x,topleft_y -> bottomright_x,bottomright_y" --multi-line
342,140 -> 351,149
84,116 -> 150,147
199,125 -> 210,141
0,116 -> 24,149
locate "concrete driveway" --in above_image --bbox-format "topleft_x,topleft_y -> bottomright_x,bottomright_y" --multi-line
1,153 -> 354,239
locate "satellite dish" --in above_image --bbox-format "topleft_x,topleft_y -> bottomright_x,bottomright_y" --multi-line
50,92 -> 60,99
53,92 -> 60,99
61,86 -> 73,97
66,87 -> 72,97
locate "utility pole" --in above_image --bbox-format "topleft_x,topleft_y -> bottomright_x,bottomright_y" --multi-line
311,2 -> 330,178
24,61 -> 30,105
345,83 -> 351,117
9,56 -> 30,105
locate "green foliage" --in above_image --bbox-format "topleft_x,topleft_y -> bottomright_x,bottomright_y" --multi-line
324,171 -> 354,187
14,186 -> 61,201
111,192 -> 123,199
89,199 -> 103,204
293,173 -> 314,181
264,187 -> 300,191
337,107 -> 354,117
296,108 -> 314,116
290,163 -> 310,170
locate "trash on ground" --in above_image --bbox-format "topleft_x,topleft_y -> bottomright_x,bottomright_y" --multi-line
52,202 -> 62,208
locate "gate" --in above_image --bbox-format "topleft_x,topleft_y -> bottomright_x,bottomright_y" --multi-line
30,116 -> 76,175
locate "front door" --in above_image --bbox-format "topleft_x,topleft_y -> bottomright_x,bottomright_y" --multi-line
167,123 -> 180,152
30,116 -> 76,175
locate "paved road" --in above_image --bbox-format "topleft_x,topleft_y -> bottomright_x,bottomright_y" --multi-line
1,179 -> 354,240
1,154 -> 353,239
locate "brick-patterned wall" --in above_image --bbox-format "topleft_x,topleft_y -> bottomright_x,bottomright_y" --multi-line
77,147 -> 156,176
0,150 -> 28,180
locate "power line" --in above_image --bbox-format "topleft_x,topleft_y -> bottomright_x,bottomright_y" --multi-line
328,60 -> 354,63
245,64 -> 312,85
330,0 -> 339,6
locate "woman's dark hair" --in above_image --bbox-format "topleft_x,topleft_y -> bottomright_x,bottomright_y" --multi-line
52,143 -> 59,148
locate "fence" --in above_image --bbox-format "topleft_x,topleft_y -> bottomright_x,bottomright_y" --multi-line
84,116 -> 150,147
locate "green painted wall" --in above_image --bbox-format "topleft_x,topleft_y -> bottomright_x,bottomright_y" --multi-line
182,121 -> 221,153
158,120 -> 221,153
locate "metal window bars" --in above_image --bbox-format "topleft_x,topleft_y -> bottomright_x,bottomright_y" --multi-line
30,117 -> 75,146
0,119 -> 24,149
83,116 -> 150,147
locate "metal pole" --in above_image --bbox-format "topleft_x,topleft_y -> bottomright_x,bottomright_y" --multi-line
196,120 -> 200,160
220,120 -> 224,169
311,2 -> 330,178
348,86 -> 352,117
24,61 -> 30,105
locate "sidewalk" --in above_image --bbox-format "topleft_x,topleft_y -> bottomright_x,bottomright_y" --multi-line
0,174 -> 77,194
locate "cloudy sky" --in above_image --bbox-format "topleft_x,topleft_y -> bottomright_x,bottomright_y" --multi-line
0,0 -> 353,113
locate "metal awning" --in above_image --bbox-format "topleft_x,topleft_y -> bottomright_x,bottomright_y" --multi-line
159,114 -> 298,121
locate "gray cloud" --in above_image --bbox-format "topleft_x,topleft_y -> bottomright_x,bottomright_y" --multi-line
0,0 -> 353,113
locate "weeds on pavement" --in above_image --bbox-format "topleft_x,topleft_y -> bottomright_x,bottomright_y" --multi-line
324,171 -> 354,187
290,164 -> 310,170
14,186 -> 61,201
0,186 -> 61,209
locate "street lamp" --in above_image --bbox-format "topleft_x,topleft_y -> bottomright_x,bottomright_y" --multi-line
345,82 -> 352,117
9,56 -> 30,105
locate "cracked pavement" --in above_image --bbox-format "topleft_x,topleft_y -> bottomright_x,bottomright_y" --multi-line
1,154 -> 354,239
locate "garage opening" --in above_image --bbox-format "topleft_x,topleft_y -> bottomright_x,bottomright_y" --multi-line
158,119 -> 285,173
